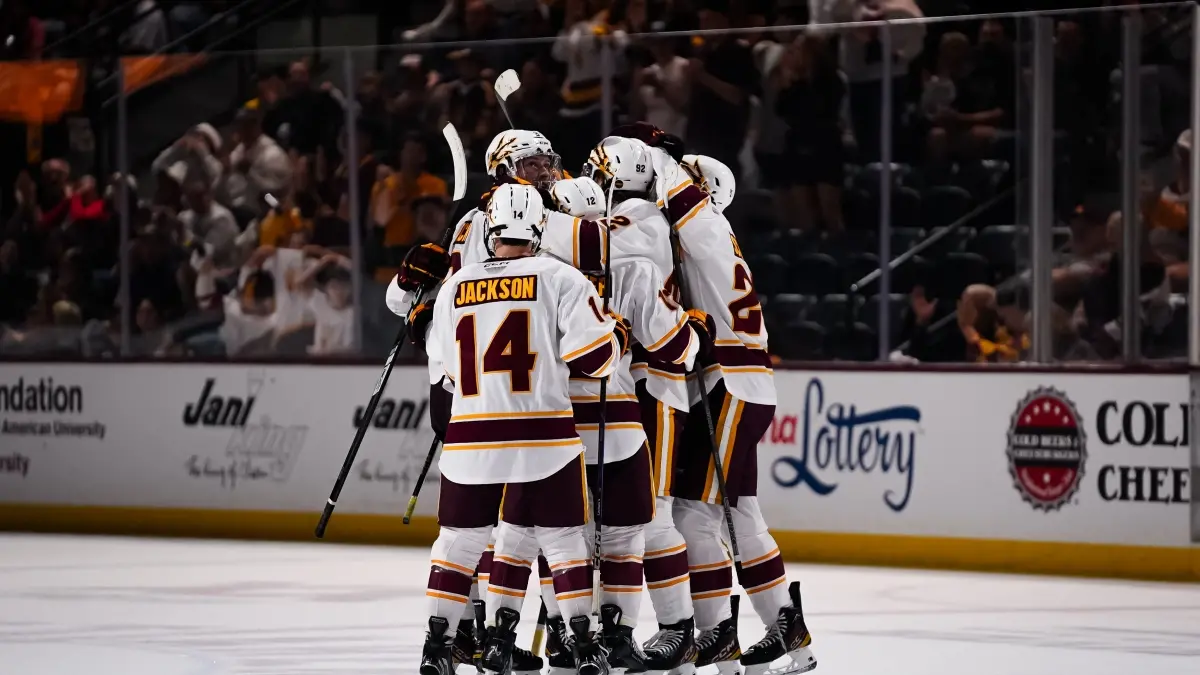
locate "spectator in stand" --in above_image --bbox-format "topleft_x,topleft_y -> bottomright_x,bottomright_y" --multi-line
630,37 -> 690,140
432,48 -> 499,165
552,0 -> 623,170
319,118 -> 380,243
0,239 -> 36,328
921,32 -> 1004,178
390,55 -> 436,148
831,0 -> 925,161
368,131 -> 448,278
130,297 -> 171,357
508,56 -> 564,141
223,108 -> 292,222
6,171 -> 47,269
248,67 -> 287,138
685,0 -> 759,179
774,33 -> 846,235
216,264 -> 277,356
1145,130 -> 1191,291
356,71 -> 391,151
129,218 -> 188,321
36,159 -> 75,233
271,60 -> 344,157
63,175 -> 113,238
304,255 -> 356,355
258,191 -> 313,249
152,124 -> 224,191
179,180 -> 241,268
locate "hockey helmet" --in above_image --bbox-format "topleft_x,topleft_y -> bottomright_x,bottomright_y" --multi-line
682,154 -> 737,213
550,176 -> 607,219
485,183 -> 547,255
583,136 -> 654,195
485,130 -> 563,189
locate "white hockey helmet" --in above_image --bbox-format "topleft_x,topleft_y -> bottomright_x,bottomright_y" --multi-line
485,183 -> 547,255
583,136 -> 654,195
550,176 -> 607,219
682,154 -> 737,213
485,129 -> 562,188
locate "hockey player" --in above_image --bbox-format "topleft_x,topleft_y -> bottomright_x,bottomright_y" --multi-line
621,126 -> 818,675
545,139 -> 716,675
534,172 -> 715,675
417,183 -> 628,675
388,131 -> 617,674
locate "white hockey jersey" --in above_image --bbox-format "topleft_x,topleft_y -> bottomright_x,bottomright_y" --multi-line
426,255 -> 620,484
663,184 -> 775,406
570,255 -> 698,464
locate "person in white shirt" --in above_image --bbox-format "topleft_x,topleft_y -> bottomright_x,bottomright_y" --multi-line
223,109 -> 292,216
179,181 -> 240,268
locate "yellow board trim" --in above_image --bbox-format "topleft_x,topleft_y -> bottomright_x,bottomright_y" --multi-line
2,503 -> 1198,582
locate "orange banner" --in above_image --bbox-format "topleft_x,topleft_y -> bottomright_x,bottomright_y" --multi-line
0,55 -> 209,124
120,54 -> 207,95
0,60 -> 84,124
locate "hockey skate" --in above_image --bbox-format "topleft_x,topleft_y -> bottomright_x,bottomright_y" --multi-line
419,617 -> 455,675
452,617 -> 478,669
739,582 -> 816,675
569,615 -> 609,675
598,604 -> 647,674
545,616 -> 578,675
480,607 -> 520,675
511,641 -> 545,674
695,595 -> 742,675
641,616 -> 698,675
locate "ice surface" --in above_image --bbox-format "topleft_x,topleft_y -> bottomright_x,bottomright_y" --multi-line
1,534 -> 1198,674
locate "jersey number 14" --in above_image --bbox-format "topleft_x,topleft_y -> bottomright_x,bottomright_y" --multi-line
455,311 -> 538,396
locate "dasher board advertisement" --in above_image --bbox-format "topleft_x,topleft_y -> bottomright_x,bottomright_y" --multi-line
0,363 -> 440,518
760,370 -> 1191,549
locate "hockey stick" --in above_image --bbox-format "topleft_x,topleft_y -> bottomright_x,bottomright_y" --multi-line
316,122 -> 469,538
531,601 -> 549,656
494,69 -> 520,128
399,73 -> 520,523
660,194 -> 742,570
590,177 -> 617,614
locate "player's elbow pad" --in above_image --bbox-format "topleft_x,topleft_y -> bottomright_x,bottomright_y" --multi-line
385,275 -> 413,317
665,184 -> 710,227
566,337 -> 618,379
644,319 -> 697,367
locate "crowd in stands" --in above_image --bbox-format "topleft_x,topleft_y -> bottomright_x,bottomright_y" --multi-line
0,0 -> 1195,364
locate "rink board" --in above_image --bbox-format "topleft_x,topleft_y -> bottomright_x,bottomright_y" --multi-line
1,363 -> 1197,581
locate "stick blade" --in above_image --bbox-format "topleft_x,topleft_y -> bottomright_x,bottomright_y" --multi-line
442,122 -> 468,202
495,69 -> 521,101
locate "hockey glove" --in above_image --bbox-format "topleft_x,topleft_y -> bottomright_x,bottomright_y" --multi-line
685,308 -> 716,364
398,243 -> 450,293
406,300 -> 436,351
610,122 -> 687,162
610,311 -> 633,358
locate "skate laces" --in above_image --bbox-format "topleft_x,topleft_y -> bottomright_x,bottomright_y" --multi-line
695,627 -> 721,651
644,627 -> 683,654
746,610 -> 790,655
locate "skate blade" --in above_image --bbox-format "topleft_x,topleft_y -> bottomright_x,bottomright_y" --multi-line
694,660 -> 743,675
741,648 -> 817,675
548,668 -> 576,675
513,670 -> 542,675
647,663 -> 698,675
